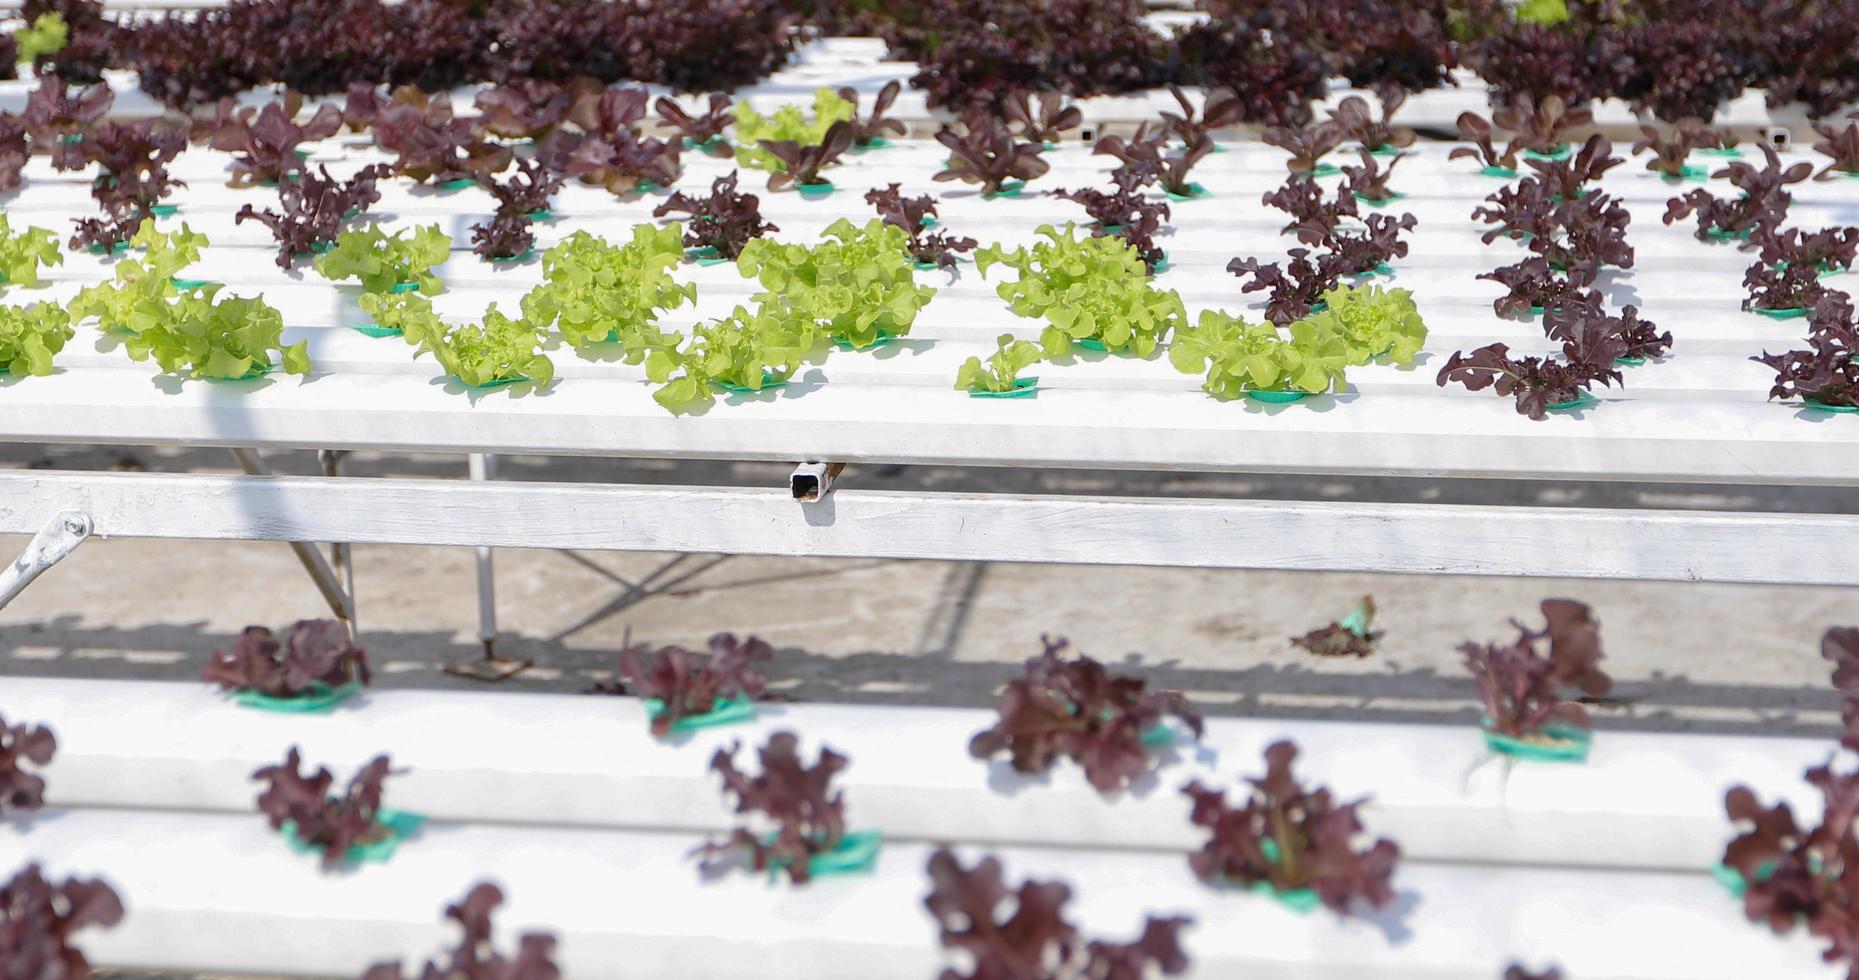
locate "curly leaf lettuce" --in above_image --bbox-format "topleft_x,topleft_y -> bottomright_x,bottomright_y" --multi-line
67,221 -> 207,333
976,223 -> 1185,357
645,304 -> 810,412
314,224 -> 450,295
0,302 -> 74,376
520,224 -> 693,354
0,216 -> 63,288
120,286 -> 309,380
365,292 -> 553,389
1303,283 -> 1427,366
737,218 -> 934,350
956,333 -> 1045,393
1169,311 -> 1350,399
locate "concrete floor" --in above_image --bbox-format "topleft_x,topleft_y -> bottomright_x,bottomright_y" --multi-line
2,444 -> 1851,739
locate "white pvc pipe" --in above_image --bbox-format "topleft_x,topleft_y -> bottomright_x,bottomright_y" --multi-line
0,809 -> 1837,980
8,678 -> 1828,871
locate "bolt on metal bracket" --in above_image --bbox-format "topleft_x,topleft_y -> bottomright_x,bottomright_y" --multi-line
0,510 -> 92,611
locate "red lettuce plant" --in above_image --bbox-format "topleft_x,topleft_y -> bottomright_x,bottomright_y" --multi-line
1291,597 -> 1382,659
1722,758 -> 1859,976
935,115 -> 1048,195
1614,21 -> 1746,123
759,125 -> 855,191
653,171 -> 777,260
867,184 -> 977,270
210,97 -> 343,188
1523,134 -> 1625,203
588,632 -> 772,737
968,636 -> 1203,794
0,116 -> 25,194
1261,120 -> 1345,175
1002,91 -> 1083,145
655,93 -> 734,154
1327,92 -> 1414,153
361,882 -> 560,980
1263,173 -> 1359,245
1474,181 -> 1634,273
1340,148 -> 1403,204
1175,17 -> 1327,127
539,127 -> 682,197
470,158 -> 560,260
1666,147 -> 1813,242
1182,740 -> 1402,913
252,747 -> 396,869
470,213 -> 534,262
1491,93 -> 1593,156
1633,119 -> 1724,179
374,95 -> 511,185
1229,249 -> 1352,326
341,83 -> 384,134
202,620 -> 370,698
1459,599 -> 1611,740
475,157 -> 561,219
1745,259 -> 1832,315
0,863 -> 123,979
1054,167 -> 1169,235
839,80 -> 905,147
1436,332 -> 1625,419
1450,110 -> 1522,174
22,74 -> 111,172
70,119 -> 188,251
696,731 -> 850,885
474,78 -> 576,141
924,848 -> 1191,980
1546,298 -> 1671,363
1754,295 -> 1859,409
1,715 -> 55,813
1814,113 -> 1859,180
1759,227 -> 1859,277
1096,128 -> 1212,198
236,164 -> 391,267
1158,85 -> 1244,151
1478,258 -> 1599,319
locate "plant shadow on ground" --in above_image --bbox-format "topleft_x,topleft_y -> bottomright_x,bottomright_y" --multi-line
0,618 -> 1839,740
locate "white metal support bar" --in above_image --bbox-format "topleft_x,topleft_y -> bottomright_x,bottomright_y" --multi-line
443,453 -> 530,682
4,468 -> 1858,586
226,448 -> 353,626
791,462 -> 845,502
316,449 -> 356,637
0,510 -> 91,611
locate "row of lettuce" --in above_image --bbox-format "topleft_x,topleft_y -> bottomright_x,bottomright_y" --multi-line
0,212 -> 1430,411
7,605 -> 1856,976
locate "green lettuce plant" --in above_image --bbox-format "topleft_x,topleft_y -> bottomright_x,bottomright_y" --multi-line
737,218 -> 935,350
360,292 -> 554,389
0,302 -> 74,376
67,221 -> 207,333
645,305 -> 812,412
733,89 -> 855,172
314,225 -> 450,295
0,216 -> 64,288
1168,311 -> 1350,399
956,333 -> 1045,393
1302,283 -> 1428,366
14,12 -> 68,63
520,224 -> 694,353
122,286 -> 309,380
975,223 -> 1186,357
